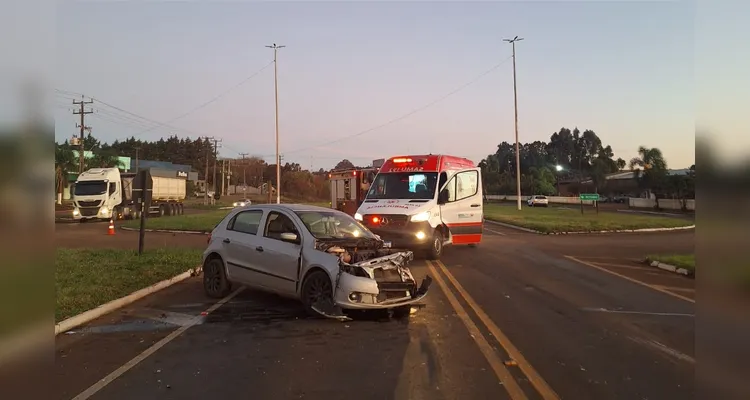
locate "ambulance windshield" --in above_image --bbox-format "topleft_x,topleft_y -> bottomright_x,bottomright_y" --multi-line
366,172 -> 438,200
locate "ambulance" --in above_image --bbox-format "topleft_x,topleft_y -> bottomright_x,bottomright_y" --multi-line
354,154 -> 483,260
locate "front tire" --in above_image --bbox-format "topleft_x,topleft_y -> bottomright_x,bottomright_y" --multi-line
203,257 -> 231,298
426,229 -> 444,260
301,270 -> 334,317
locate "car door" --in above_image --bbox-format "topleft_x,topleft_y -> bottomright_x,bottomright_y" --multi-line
252,211 -> 303,296
221,209 -> 266,288
438,168 -> 483,244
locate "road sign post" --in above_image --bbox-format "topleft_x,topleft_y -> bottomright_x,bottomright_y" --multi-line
579,193 -> 600,215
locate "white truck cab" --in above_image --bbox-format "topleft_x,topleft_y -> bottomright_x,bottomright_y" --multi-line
71,168 -> 123,221
354,154 -> 483,260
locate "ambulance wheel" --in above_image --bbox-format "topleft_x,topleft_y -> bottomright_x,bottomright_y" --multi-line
468,243 -> 478,248
426,229 -> 443,260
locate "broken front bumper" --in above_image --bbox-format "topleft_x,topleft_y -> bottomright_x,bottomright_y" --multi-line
334,270 -> 433,310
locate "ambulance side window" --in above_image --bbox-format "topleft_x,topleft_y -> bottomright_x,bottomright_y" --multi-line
455,170 -> 479,201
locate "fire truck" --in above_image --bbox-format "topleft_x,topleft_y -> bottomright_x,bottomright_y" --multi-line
328,167 -> 379,216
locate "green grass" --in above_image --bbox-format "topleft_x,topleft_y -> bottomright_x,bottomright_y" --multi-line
484,203 -> 693,233
646,254 -> 695,271
122,209 -> 231,232
123,201 -> 333,232
55,248 -> 204,322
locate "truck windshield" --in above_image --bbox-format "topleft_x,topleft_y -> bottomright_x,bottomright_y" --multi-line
366,172 -> 438,200
74,181 -> 107,196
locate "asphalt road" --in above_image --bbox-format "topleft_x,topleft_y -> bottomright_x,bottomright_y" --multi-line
41,219 -> 715,399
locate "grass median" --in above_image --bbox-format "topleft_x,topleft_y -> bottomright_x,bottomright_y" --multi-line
122,209 -> 230,232
484,203 -> 693,233
56,248 -> 204,322
122,201 -> 332,232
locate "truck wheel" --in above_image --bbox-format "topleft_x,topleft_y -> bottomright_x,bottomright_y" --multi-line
177,204 -> 184,215
426,229 -> 443,260
158,205 -> 165,217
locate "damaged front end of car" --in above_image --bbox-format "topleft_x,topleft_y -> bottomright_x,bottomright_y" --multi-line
311,238 -> 433,320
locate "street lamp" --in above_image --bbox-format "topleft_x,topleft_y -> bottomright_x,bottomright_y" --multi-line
554,165 -> 563,195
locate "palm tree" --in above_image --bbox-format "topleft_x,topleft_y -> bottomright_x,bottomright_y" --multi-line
55,144 -> 77,204
629,146 -> 668,208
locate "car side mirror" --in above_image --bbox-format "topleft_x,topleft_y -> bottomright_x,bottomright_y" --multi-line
280,232 -> 299,243
438,189 -> 449,205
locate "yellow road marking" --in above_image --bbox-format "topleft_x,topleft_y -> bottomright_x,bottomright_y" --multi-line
425,260 -> 528,400
565,256 -> 695,303
432,260 -> 560,400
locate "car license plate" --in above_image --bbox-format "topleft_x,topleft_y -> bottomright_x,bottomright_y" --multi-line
383,241 -> 392,248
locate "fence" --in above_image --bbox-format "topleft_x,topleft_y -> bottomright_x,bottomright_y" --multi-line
485,194 -> 695,211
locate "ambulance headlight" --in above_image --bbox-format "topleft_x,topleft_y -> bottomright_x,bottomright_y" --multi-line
354,213 -> 363,221
410,211 -> 431,222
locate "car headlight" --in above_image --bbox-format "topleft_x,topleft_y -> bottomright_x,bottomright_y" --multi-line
233,202 -> 239,206
410,211 -> 431,222
354,213 -> 363,221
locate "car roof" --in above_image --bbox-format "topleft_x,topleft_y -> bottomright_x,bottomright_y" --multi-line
241,203 -> 336,213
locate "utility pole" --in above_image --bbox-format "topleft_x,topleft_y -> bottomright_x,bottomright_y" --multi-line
212,138 -> 222,204
266,43 -> 285,204
134,146 -> 141,173
203,136 -> 215,205
73,96 -> 93,174
239,152 -> 248,194
504,36 -> 523,211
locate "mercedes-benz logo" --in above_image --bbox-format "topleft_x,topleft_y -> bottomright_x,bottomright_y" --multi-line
380,217 -> 389,225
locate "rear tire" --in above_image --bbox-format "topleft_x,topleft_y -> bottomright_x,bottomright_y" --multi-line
203,257 -> 231,298
426,229 -> 443,260
158,204 -> 166,217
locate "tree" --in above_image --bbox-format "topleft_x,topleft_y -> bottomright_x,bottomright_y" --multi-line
616,158 -> 626,170
629,146 -> 668,209
55,143 -> 76,204
334,159 -> 355,170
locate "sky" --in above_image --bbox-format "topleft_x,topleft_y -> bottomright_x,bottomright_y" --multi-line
39,1 -> 727,170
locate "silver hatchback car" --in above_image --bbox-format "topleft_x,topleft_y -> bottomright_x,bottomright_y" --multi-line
202,204 -> 432,320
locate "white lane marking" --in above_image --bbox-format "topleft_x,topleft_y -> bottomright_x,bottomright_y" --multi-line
484,227 -> 507,236
72,287 -> 245,400
628,336 -> 695,364
581,307 -> 694,317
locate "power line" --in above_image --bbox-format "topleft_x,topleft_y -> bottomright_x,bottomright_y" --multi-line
273,56 -> 514,157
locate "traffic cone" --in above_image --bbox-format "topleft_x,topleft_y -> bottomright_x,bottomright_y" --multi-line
107,219 -> 115,235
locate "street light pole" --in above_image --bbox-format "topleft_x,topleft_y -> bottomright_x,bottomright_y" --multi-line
504,36 -> 523,211
266,43 -> 285,204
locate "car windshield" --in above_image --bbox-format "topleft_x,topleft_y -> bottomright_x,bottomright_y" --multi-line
366,172 -> 438,200
74,181 -> 107,196
295,210 -> 376,240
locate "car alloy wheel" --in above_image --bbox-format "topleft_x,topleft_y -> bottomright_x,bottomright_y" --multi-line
203,258 -> 230,298
304,271 -> 333,306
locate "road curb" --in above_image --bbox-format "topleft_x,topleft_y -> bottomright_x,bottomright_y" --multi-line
643,258 -> 695,278
54,265 -> 203,336
484,219 -> 695,235
120,226 -> 209,235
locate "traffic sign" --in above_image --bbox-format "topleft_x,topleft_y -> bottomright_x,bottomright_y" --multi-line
579,193 -> 600,201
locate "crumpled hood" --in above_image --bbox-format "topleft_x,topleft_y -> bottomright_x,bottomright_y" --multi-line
356,199 -> 431,216
347,251 -> 415,280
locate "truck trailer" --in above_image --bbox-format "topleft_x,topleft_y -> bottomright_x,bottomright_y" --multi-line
71,167 -> 186,221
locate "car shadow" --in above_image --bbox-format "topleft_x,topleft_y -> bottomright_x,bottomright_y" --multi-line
205,287 -> 416,326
